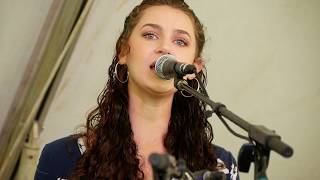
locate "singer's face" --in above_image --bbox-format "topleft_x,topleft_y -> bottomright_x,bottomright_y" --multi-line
119,5 -> 198,96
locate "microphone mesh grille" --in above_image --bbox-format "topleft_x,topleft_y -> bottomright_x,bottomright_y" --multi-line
155,54 -> 175,80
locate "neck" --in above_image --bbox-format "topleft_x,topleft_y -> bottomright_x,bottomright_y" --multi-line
127,81 -> 174,146
128,89 -> 173,140
127,83 -> 175,180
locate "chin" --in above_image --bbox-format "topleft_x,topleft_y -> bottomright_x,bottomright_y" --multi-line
148,87 -> 175,97
143,78 -> 176,96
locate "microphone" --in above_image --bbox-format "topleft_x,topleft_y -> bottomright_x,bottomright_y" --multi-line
155,54 -> 196,80
149,153 -> 182,180
149,153 -> 176,171
193,170 -> 226,180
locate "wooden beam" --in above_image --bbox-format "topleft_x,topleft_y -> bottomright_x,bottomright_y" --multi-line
0,0 -> 94,179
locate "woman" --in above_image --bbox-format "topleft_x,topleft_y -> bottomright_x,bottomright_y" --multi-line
35,0 -> 239,180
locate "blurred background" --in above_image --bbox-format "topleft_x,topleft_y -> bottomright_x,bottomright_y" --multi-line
0,0 -> 319,179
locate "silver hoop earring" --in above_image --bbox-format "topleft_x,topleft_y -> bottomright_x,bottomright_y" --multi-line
114,62 -> 128,83
180,78 -> 200,98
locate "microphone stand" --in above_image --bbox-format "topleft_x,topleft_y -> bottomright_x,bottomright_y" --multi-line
174,77 -> 294,180
149,153 -> 226,180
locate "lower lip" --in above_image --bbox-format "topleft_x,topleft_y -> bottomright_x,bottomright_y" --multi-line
150,67 -> 158,76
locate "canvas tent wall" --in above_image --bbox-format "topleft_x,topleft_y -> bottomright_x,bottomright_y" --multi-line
0,0 -> 320,179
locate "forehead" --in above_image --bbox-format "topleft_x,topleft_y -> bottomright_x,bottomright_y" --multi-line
135,5 -> 195,36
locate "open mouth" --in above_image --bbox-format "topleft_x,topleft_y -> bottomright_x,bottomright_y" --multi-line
149,62 -> 156,70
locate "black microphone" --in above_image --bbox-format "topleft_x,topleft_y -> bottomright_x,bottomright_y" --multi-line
155,54 -> 196,80
149,153 -> 176,171
149,153 -> 181,180
194,170 -> 226,180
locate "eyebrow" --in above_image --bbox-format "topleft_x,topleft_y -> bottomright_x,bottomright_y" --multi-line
140,23 -> 191,39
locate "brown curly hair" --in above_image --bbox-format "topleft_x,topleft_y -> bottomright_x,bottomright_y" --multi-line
71,0 -> 217,179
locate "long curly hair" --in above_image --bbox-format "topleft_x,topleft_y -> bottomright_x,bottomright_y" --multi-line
71,0 -> 217,179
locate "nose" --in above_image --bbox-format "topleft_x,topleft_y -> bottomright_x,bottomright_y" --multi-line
154,40 -> 173,55
156,47 -> 170,55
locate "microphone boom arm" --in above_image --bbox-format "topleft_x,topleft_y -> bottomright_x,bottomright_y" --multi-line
174,78 -> 294,180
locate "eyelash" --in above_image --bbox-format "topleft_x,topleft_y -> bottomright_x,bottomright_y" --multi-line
143,32 -> 158,40
175,38 -> 188,46
142,32 -> 189,47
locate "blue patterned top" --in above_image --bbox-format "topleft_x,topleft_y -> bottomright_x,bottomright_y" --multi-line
34,136 -> 239,180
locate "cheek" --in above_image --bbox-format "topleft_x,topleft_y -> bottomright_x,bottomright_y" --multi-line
178,50 -> 197,64
128,40 -> 154,58
125,48 -> 149,72
175,43 -> 197,63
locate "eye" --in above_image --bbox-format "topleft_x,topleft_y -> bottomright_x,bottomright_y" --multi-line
143,32 -> 158,40
174,39 -> 188,46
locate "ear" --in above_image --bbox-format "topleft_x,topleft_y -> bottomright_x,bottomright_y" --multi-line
193,57 -> 204,73
118,44 -> 130,65
118,54 -> 127,65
